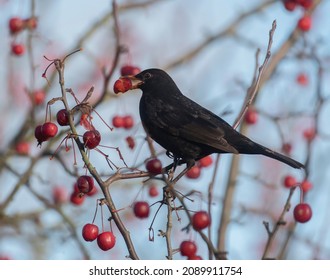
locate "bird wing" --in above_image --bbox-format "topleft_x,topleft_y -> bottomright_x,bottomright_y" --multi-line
152,95 -> 239,154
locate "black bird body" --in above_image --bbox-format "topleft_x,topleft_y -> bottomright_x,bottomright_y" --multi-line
127,68 -> 304,169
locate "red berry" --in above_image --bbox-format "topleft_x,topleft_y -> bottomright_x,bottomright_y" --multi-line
9,17 -> 24,34
83,130 -> 101,149
123,115 -> 134,129
296,73 -> 309,86
113,78 -> 132,94
297,0 -> 313,9
52,186 -> 68,204
112,116 -> 124,128
146,158 -> 162,175
11,44 -> 25,56
188,255 -> 203,260
303,127 -> 316,141
120,65 -> 141,76
283,175 -> 297,188
301,180 -> 312,192
126,136 -> 135,149
56,109 -> 70,126
15,141 -> 30,155
245,108 -> 258,125
133,201 -> 150,219
198,155 -> 213,168
283,0 -> 297,11
293,203 -> 312,223
82,223 -> 99,242
148,185 -> 159,197
70,191 -> 85,205
192,211 -> 211,230
77,175 -> 94,194
41,122 -> 58,138
298,15 -> 312,32
35,125 -> 50,145
186,166 -> 201,179
97,231 -> 116,251
282,142 -> 292,155
180,240 -> 197,257
32,90 -> 46,105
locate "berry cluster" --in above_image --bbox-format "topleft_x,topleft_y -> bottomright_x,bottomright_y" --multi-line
82,224 -> 116,251
70,175 -> 98,205
282,0 -> 313,31
9,16 -> 38,56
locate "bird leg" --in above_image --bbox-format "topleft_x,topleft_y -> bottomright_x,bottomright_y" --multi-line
171,159 -> 195,184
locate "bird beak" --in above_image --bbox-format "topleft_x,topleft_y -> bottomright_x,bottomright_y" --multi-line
122,75 -> 144,90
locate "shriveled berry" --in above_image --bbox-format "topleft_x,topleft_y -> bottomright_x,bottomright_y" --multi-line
293,203 -> 312,223
24,17 -> 38,30
192,211 -> 211,230
133,201 -> 150,219
97,231 -> 116,251
82,223 -> 99,242
126,136 -> 135,149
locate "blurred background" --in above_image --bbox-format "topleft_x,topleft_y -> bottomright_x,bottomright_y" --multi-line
0,0 -> 329,259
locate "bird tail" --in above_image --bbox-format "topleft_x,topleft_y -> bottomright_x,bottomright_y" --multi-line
251,142 -> 305,169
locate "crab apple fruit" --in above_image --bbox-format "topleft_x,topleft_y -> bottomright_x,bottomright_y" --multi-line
112,115 -> 124,128
148,185 -> 159,197
301,180 -> 313,192
283,175 -> 297,188
298,15 -> 312,32
56,109 -> 70,126
83,130 -> 101,149
192,211 -> 211,230
303,127 -> 316,141
180,240 -> 197,257
133,201 -> 150,219
296,73 -> 309,86
282,142 -> 292,155
52,186 -> 68,204
11,43 -> 25,56
32,90 -> 46,105
283,0 -> 297,11
113,78 -> 132,94
294,203 -> 312,223
123,115 -> 134,129
245,108 -> 258,125
120,65 -> 141,76
186,165 -> 201,179
77,175 -> 94,194
35,125 -> 50,144
298,0 -> 313,9
15,141 -> 30,155
145,158 -> 162,175
9,17 -> 24,34
82,223 -> 99,242
97,231 -> 116,251
70,191 -> 85,205
41,122 -> 58,138
198,155 -> 213,168
126,136 -> 135,149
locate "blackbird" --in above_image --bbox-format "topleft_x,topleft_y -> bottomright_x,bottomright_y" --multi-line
121,68 -> 304,170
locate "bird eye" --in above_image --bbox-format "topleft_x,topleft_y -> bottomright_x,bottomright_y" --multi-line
143,72 -> 152,80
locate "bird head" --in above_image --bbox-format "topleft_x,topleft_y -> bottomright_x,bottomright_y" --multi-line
113,68 -> 178,94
